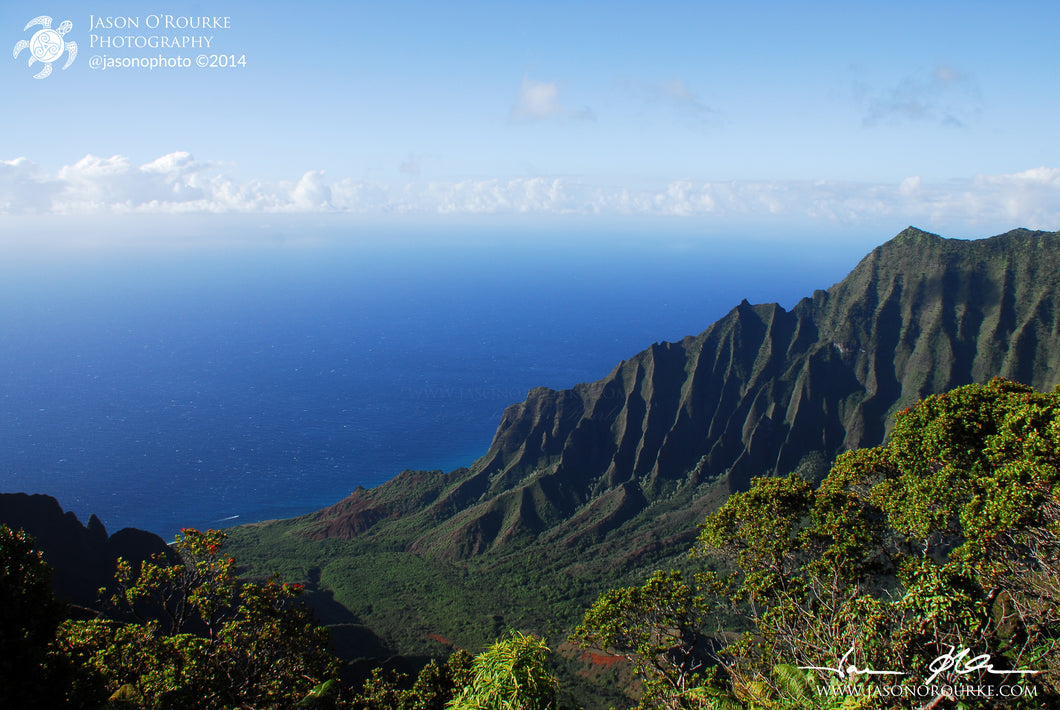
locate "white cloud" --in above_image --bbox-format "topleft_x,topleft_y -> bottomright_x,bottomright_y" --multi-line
899,176 -> 921,197
509,77 -> 594,123
290,171 -> 332,210
2,152 -> 1060,236
511,78 -> 561,120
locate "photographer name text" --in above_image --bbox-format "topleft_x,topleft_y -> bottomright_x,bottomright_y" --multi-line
88,15 -> 230,49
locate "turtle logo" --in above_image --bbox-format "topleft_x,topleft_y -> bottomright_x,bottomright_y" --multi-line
13,15 -> 78,79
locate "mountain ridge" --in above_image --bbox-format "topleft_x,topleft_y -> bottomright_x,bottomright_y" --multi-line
293,227 -> 1060,561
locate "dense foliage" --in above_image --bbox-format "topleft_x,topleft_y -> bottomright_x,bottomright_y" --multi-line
0,527 -> 340,708
0,524 -> 71,707
574,378 -> 1060,709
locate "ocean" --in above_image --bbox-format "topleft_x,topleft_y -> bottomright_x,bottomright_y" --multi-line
0,229 -> 869,538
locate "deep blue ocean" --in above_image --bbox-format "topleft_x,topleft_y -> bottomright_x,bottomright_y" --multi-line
0,230 -> 870,538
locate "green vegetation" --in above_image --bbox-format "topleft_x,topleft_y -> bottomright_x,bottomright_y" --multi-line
573,378 -> 1060,708
570,570 -> 713,708
448,631 -> 558,710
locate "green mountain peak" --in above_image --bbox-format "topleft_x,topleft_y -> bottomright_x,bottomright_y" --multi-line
891,225 -> 944,245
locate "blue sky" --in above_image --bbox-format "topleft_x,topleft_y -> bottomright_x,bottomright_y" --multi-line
2,1 -> 1059,246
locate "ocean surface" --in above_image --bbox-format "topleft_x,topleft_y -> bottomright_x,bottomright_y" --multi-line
0,230 -> 869,537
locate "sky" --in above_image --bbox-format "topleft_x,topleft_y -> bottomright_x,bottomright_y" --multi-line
2,0 -> 1060,247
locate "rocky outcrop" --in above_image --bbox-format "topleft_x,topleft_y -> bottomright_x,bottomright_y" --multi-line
0,493 -> 174,608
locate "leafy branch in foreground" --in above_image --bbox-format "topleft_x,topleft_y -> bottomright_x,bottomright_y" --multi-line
446,630 -> 558,710
62,527 -> 340,709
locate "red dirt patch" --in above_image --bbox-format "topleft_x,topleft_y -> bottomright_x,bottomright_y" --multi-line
580,650 -> 623,669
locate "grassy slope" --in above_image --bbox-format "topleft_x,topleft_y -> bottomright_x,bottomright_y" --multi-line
226,470 -> 730,656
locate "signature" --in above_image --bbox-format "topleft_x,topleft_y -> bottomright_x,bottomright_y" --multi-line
800,644 -> 1043,683
799,645 -> 904,679
924,645 -> 1042,684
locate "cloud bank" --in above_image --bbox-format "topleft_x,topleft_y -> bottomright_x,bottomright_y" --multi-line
2,153 -> 1060,232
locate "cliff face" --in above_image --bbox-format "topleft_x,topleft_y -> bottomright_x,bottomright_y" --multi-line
300,228 -> 1060,560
